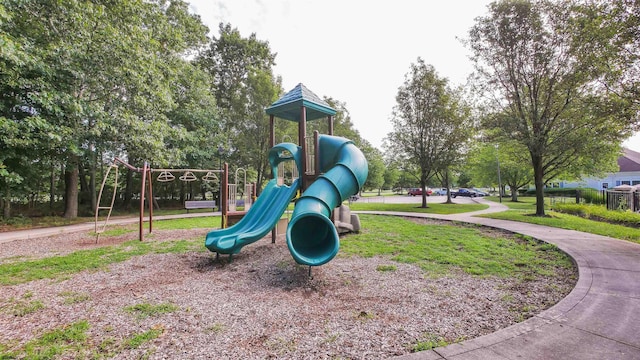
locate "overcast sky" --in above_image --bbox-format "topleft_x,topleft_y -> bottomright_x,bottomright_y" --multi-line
187,0 -> 640,152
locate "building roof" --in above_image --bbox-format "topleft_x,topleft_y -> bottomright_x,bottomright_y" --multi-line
619,148 -> 640,172
265,83 -> 336,122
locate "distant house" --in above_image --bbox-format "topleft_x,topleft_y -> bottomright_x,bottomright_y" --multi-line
559,148 -> 640,189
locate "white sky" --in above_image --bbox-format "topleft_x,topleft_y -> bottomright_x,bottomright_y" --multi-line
188,0 -> 640,152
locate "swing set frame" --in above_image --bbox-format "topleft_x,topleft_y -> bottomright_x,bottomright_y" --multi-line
94,158 -> 254,242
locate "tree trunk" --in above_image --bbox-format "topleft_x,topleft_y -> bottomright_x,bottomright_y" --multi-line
63,158 -> 79,219
49,163 -> 56,211
420,171 -> 428,208
510,186 -> 518,202
89,152 -> 97,214
59,163 -> 64,203
124,169 -> 133,209
201,185 -> 207,201
443,168 -> 453,204
532,155 -> 545,216
33,171 -> 43,206
2,187 -> 10,219
256,164 -> 265,197
78,162 -> 89,205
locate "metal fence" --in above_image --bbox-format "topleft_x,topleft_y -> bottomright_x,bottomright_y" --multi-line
605,191 -> 640,212
545,189 -> 606,206
544,189 -> 640,212
577,189 -> 606,205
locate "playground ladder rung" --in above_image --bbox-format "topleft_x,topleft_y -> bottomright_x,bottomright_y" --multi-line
97,206 -> 112,210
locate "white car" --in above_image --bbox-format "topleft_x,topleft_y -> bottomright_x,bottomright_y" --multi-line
433,188 -> 448,196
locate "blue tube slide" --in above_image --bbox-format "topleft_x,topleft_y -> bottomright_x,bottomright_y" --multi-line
286,135 -> 368,266
205,143 -> 302,255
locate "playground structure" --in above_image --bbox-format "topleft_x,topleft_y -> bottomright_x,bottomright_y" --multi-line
94,158 -> 254,242
205,83 -> 368,266
96,83 -> 368,268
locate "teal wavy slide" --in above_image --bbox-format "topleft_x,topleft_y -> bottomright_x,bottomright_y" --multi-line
286,135 -> 368,266
205,143 -> 301,255
204,136 -> 368,266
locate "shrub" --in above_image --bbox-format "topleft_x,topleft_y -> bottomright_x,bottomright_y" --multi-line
520,187 -> 603,203
553,203 -> 640,227
578,189 -> 605,205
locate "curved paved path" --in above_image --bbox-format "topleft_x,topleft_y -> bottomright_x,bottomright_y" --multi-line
0,212 -> 221,244
364,199 -> 640,360
1,200 -> 639,359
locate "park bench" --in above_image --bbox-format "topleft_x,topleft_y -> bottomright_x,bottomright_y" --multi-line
184,200 -> 216,213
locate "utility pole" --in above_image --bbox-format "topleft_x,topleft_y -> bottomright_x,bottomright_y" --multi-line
496,144 -> 502,203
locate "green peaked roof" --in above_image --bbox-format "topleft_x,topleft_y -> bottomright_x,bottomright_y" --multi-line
265,83 -> 337,122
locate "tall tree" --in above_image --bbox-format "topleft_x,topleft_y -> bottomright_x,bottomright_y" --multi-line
196,23 -> 279,191
2,0 -> 211,217
387,58 -> 473,208
468,0 -> 636,215
0,2 -> 65,217
466,140 -> 532,201
383,161 -> 401,192
164,61 -> 220,171
234,69 -> 281,190
362,145 -> 385,193
321,98 -> 385,194
573,0 -> 639,120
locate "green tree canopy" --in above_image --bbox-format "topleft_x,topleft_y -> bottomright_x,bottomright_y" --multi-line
387,58 -> 473,207
467,0 -> 636,215
1,0 -> 211,218
466,139 -> 532,201
196,23 -> 280,191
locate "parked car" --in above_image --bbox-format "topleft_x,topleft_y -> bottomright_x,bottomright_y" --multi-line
408,187 -> 432,196
472,188 -> 489,197
451,188 -> 477,198
433,188 -> 448,196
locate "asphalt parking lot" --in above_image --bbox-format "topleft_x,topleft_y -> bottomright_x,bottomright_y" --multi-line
353,193 -> 479,205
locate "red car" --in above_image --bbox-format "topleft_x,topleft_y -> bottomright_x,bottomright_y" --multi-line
408,188 -> 432,196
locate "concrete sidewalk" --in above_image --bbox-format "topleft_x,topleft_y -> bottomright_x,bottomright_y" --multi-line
0,212 -> 220,244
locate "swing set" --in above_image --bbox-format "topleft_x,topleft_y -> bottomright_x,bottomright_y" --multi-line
94,157 -> 254,242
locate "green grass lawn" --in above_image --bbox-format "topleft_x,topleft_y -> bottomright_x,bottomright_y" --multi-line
0,212 -> 571,286
342,214 -> 572,278
6,192 -> 639,245
0,239 -> 203,286
481,197 -> 640,244
359,190 -> 400,197
348,202 -> 488,214
151,216 -> 221,230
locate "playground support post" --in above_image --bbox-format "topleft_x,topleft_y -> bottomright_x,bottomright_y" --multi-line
137,162 -> 154,241
148,167 -> 153,234
298,106 -> 307,190
495,144 -> 502,203
269,114 -> 275,148
139,162 -> 147,241
221,162 -> 228,229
